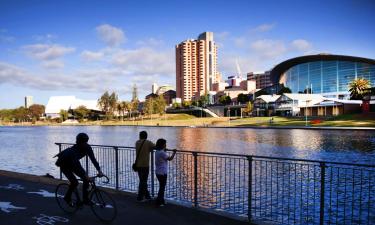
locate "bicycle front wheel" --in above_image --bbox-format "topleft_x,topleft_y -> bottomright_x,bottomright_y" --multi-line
90,189 -> 117,222
55,183 -> 79,214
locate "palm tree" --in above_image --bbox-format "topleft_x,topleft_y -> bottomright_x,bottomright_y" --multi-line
348,78 -> 371,100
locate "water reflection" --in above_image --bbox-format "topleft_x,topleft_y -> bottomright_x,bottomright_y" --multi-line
0,126 -> 374,176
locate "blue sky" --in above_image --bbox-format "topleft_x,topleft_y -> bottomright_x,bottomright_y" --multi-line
0,0 -> 374,108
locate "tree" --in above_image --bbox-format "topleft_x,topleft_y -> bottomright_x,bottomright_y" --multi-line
117,101 -> 128,120
13,107 -> 29,122
98,91 -> 118,119
98,91 -> 110,117
198,94 -> 209,107
349,78 -> 371,100
73,105 -> 90,121
277,87 -> 292,95
237,93 -> 249,104
182,101 -> 191,108
60,110 -> 68,122
219,95 -> 231,105
243,102 -> 253,115
28,104 -> 45,120
155,95 -> 167,115
143,95 -> 166,117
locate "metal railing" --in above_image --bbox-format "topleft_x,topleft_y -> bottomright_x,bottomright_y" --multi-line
55,143 -> 375,225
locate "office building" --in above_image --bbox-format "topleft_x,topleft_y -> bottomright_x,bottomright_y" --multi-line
247,71 -> 273,90
25,96 -> 33,108
176,32 -> 219,102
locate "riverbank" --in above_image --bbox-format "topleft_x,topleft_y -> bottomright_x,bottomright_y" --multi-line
1,113 -> 374,128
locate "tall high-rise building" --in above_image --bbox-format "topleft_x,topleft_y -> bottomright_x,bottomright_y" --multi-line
25,96 -> 33,108
176,32 -> 218,102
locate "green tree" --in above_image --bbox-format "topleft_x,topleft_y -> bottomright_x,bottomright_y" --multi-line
219,95 -> 231,105
182,101 -> 191,108
28,104 -> 45,120
13,107 -> 29,122
60,109 -> 69,122
237,93 -> 248,104
98,91 -> 110,117
73,105 -> 90,121
349,78 -> 371,100
198,94 -> 209,107
117,101 -> 127,120
277,86 -> 292,95
155,95 -> 167,115
98,91 -> 118,119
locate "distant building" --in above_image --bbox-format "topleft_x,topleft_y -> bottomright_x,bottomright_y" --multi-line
176,32 -> 219,102
247,71 -> 273,90
25,96 -> 33,108
275,93 -> 325,116
45,96 -> 101,119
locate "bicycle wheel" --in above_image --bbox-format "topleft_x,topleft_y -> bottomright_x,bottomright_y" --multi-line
90,189 -> 117,222
55,183 -> 80,214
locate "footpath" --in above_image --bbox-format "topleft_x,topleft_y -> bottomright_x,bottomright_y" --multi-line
0,170 -> 249,225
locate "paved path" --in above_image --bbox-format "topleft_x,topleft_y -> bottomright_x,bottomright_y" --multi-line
0,170 -> 249,225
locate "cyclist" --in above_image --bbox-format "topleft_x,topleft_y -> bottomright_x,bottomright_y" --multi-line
55,133 -> 103,205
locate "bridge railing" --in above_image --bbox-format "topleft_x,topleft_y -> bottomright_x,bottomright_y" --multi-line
55,143 -> 375,225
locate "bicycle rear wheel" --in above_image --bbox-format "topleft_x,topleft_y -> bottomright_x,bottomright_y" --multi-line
55,183 -> 80,214
90,189 -> 117,222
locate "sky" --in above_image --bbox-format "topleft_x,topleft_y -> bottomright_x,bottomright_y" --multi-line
0,0 -> 374,109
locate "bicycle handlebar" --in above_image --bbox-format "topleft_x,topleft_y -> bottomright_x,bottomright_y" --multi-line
90,174 -> 110,184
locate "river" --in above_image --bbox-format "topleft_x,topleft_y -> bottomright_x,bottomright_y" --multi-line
0,126 -> 374,176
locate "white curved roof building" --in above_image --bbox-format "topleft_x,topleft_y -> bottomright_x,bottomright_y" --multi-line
45,96 -> 100,118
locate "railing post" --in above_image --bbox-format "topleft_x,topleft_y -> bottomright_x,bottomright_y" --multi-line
114,147 -> 119,190
247,156 -> 253,222
85,156 -> 89,175
319,162 -> 326,225
151,150 -> 155,197
58,144 -> 62,180
193,152 -> 198,207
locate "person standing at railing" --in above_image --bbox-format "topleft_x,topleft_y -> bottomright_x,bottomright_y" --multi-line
54,133 -> 103,205
134,131 -> 155,202
154,139 -> 176,207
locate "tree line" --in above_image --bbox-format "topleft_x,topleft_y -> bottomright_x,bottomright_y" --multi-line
0,104 -> 45,123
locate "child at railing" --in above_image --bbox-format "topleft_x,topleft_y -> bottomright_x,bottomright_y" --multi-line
154,138 -> 176,207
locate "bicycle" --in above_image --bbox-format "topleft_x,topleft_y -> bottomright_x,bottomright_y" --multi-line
55,175 -> 117,222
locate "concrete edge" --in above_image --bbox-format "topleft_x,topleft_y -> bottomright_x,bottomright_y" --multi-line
0,170 -> 264,224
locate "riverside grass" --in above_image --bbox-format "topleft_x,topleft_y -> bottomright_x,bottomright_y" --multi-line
1,114 -> 375,127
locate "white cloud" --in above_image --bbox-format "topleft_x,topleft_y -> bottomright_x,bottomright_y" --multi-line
41,60 -> 64,69
0,61 -> 119,92
96,24 -> 125,47
251,23 -> 276,32
290,39 -> 313,52
80,50 -> 104,61
111,47 -> 175,76
250,39 -> 287,59
23,44 -> 75,60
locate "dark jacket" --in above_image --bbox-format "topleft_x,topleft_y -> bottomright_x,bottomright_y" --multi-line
55,143 -> 100,171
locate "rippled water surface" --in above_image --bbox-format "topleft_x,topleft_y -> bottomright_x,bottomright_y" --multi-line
0,126 -> 374,176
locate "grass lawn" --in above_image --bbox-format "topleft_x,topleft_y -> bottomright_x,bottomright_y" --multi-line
214,114 -> 375,127
2,113 -> 374,128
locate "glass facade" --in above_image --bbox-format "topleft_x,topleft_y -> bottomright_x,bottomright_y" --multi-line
281,60 -> 375,98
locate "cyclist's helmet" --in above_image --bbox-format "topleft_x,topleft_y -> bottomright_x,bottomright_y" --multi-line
76,133 -> 89,144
